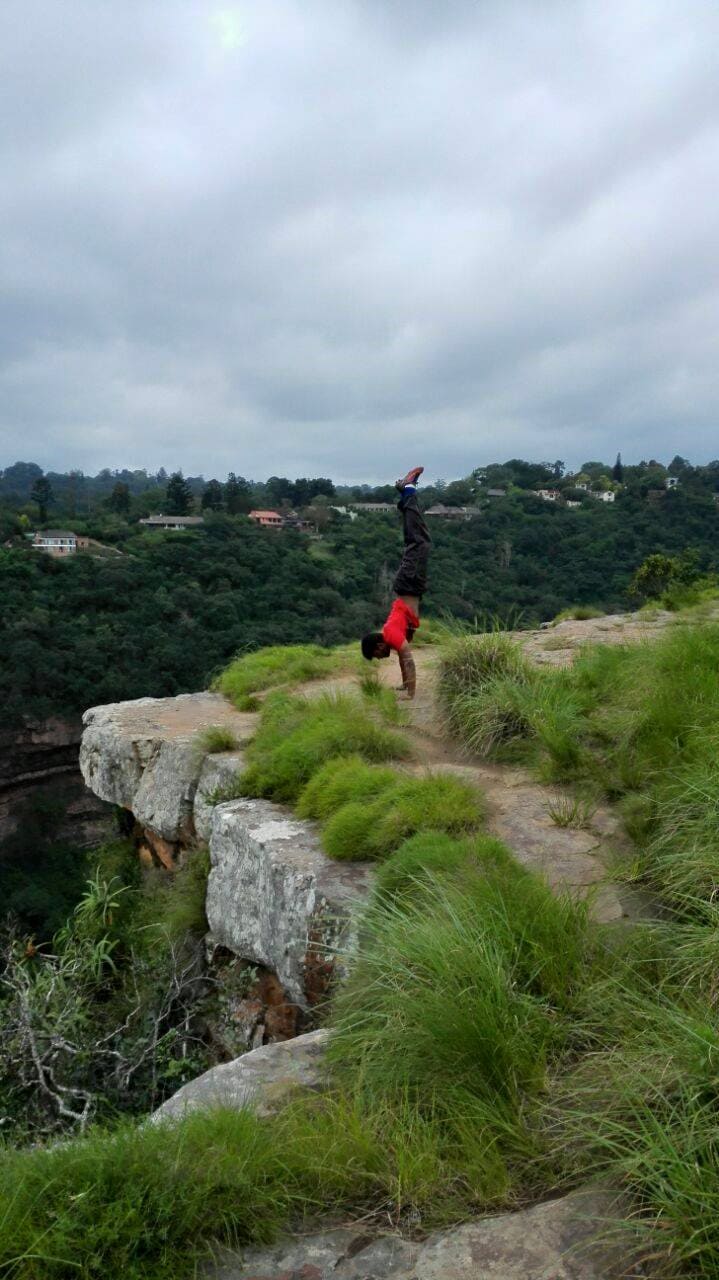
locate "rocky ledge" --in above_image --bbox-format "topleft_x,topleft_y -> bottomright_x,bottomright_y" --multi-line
80,694 -> 374,1011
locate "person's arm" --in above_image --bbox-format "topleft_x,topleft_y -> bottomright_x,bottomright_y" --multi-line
397,642 -> 417,698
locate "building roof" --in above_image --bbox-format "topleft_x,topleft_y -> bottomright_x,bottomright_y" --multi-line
139,514 -> 204,525
349,502 -> 395,511
249,510 -> 283,519
35,529 -> 77,539
485,488 -> 506,497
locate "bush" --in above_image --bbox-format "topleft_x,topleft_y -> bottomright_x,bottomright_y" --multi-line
215,644 -> 341,710
296,755 -> 398,821
552,605 -> 604,623
329,869 -> 590,1176
322,773 -> 485,862
240,692 -> 411,804
196,724 -> 239,753
374,831 -> 512,904
436,632 -> 532,725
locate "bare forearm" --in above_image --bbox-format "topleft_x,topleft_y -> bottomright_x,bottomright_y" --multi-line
398,648 -> 416,698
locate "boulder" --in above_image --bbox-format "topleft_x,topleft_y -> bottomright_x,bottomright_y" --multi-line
152,1028 -> 329,1124
80,694 -> 253,843
209,1189 -> 633,1279
206,798 -> 374,1009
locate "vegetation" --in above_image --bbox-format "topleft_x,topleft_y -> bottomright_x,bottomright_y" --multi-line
240,690 -> 411,803
0,844 -> 213,1138
216,643 -> 342,710
197,724 -> 240,753
3,453 -> 719,727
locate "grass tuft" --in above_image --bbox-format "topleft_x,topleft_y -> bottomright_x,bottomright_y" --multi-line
196,724 -> 240,754
321,772 -> 485,862
240,691 -> 411,804
214,644 -> 341,710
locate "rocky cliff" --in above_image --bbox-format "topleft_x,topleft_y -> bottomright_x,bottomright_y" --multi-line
80,693 -> 373,1032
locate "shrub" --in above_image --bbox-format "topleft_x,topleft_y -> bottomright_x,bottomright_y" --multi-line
329,869 -> 589,1162
322,773 -> 485,862
374,831 -> 512,904
552,605 -> 604,623
436,632 -> 532,724
215,644 -> 341,710
240,692 -> 411,804
196,724 -> 240,754
296,755 -> 398,822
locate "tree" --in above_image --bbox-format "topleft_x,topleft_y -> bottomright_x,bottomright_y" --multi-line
225,473 -> 252,514
30,475 -> 54,522
165,472 -> 193,516
201,479 -> 224,511
612,453 -> 624,483
108,482 -> 131,515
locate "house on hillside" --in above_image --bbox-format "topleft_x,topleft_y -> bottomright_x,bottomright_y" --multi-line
348,502 -> 395,514
589,490 -> 616,503
32,530 -> 89,557
485,488 -> 506,498
248,510 -> 284,528
139,514 -> 205,530
534,489 -> 561,502
425,504 -> 480,521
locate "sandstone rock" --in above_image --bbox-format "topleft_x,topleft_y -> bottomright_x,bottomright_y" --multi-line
206,798 -> 374,1009
152,1028 -> 329,1124
194,751 -> 246,842
209,1189 -> 634,1280
80,694 -> 253,843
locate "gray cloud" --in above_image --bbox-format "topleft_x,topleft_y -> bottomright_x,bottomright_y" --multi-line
1,0 -> 718,483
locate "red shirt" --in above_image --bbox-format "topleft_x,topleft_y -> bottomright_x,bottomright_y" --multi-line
382,599 -> 420,651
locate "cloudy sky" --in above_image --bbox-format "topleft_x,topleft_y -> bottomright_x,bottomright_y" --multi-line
1,1 -> 718,483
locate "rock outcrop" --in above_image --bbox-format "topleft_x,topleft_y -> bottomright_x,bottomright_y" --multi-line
80,693 -> 254,847
209,1189 -> 633,1279
152,1028 -> 329,1124
80,694 -> 375,1011
207,798 -> 373,1009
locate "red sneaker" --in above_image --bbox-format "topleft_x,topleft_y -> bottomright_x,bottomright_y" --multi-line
395,465 -> 424,490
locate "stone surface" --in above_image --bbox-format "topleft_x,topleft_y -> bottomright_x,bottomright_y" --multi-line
80,694 -> 253,842
209,1189 -> 634,1279
152,1028 -> 329,1123
206,798 -> 374,1008
194,751 -> 246,842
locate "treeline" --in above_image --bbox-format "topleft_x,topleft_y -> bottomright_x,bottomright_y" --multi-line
2,468 -> 719,726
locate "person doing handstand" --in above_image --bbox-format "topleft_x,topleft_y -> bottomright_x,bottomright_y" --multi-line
360,465 -> 431,699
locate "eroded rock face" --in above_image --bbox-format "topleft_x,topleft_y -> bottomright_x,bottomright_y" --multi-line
209,1189 -> 634,1279
80,694 -> 254,843
206,798 -> 374,1009
0,716 -> 112,845
152,1028 -> 329,1124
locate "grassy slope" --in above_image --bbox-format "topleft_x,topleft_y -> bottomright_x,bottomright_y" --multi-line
5,623 -> 719,1277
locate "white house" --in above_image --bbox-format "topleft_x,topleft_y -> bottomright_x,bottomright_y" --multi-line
139,514 -> 205,529
32,530 -> 89,557
534,489 -> 561,502
591,490 -> 616,503
665,477 -> 679,489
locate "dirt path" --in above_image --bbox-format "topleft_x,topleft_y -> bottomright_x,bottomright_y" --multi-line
303,615 -> 670,922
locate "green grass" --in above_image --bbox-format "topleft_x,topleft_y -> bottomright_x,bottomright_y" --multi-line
240,691 -> 412,804
196,724 -> 240,753
552,605 -> 604,623
373,830 -> 513,905
321,772 -> 486,862
296,755 -> 399,821
214,644 -> 342,710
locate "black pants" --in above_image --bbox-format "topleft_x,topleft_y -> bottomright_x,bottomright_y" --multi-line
393,490 -> 431,598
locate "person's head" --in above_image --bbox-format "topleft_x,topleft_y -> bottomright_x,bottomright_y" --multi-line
361,631 -> 391,660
